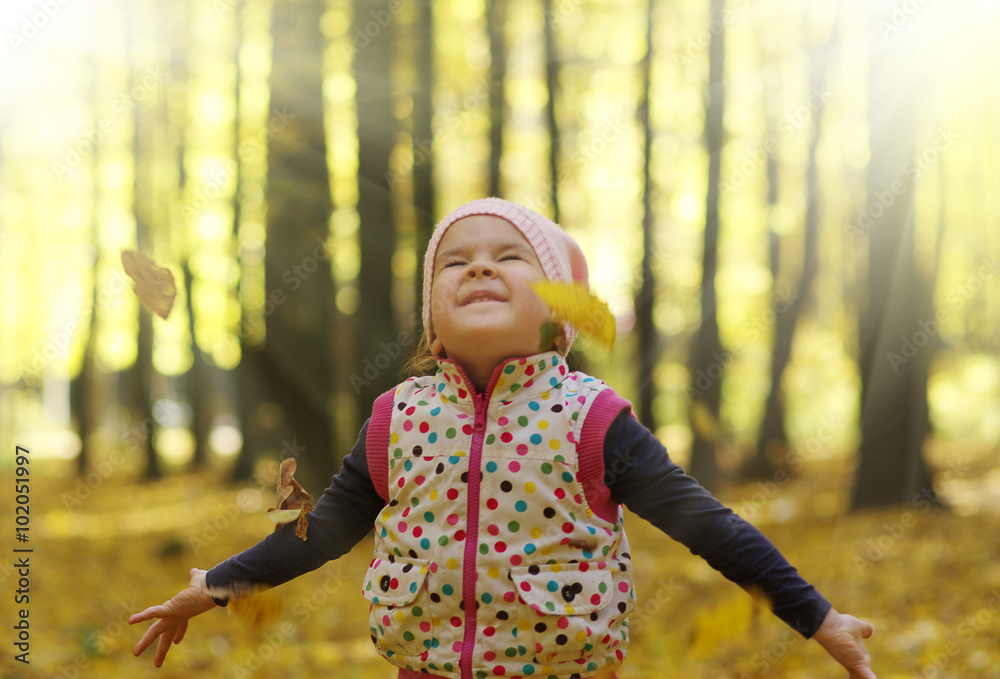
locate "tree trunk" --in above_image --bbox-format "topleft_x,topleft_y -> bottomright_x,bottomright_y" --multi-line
261,0 -> 337,484
487,0 -> 506,198
687,0 -> 726,491
542,0 -> 560,222
128,20 -> 160,480
412,0 -> 435,321
353,0 -> 399,427
69,301 -> 98,476
184,264 -> 213,468
851,4 -> 936,509
70,67 -> 101,477
133,310 -> 160,479
635,0 -> 658,429
746,16 -> 837,479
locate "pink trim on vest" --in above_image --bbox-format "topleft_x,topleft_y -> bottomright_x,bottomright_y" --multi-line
367,388 -> 396,502
577,390 -> 633,525
397,670 -> 619,679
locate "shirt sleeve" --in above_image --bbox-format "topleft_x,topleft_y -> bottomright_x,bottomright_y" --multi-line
205,419 -> 385,600
603,411 -> 831,638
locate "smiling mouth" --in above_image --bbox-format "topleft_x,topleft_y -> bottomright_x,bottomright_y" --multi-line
461,291 -> 506,306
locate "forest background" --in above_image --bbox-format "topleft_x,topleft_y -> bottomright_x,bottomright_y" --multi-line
0,0 -> 999,677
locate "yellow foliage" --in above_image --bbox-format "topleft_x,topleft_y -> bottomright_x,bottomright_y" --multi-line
529,280 -> 616,351
687,590 -> 756,661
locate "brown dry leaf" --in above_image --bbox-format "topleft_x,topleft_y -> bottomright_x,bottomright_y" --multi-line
120,250 -> 177,319
267,458 -> 314,541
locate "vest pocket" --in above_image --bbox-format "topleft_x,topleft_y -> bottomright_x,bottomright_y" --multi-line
362,553 -> 432,657
509,562 -> 614,664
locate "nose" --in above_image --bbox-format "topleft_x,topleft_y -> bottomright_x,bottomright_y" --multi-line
465,260 -> 497,278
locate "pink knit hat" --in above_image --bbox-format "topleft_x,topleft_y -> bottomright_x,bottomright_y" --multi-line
422,197 -> 588,353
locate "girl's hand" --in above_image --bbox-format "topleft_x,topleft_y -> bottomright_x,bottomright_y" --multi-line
129,568 -> 219,667
813,607 -> 877,679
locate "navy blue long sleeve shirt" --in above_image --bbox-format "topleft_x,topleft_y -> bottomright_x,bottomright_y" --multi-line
206,411 -> 830,637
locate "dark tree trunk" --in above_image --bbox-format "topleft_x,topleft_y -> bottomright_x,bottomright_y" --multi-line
70,67 -> 101,477
128,21 -> 160,480
184,264 -> 213,468
746,17 -> 837,479
542,0 -> 560,222
687,0 -> 726,491
487,0 -> 506,198
133,310 -> 160,479
70,302 -> 98,476
260,0 -> 337,484
851,5 -> 936,509
412,0 -> 435,325
635,0 -> 658,429
353,0 -> 399,427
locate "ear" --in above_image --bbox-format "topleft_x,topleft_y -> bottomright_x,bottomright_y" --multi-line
429,329 -> 445,357
568,240 -> 589,285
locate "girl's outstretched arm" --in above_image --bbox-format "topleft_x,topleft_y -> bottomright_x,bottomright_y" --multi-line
129,568 -> 218,668
812,607 -> 877,678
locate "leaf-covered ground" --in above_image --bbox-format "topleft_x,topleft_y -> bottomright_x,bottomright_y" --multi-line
3,460 -> 999,679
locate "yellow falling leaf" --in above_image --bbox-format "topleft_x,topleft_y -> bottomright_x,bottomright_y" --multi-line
530,281 -> 616,351
225,583 -> 283,633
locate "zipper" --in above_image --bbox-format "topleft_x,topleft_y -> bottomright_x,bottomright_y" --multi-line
455,365 -> 499,679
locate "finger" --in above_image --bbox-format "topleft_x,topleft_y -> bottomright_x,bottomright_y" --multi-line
154,625 -> 175,668
129,605 -> 165,625
860,620 -> 874,638
173,619 -> 188,645
133,619 -> 164,657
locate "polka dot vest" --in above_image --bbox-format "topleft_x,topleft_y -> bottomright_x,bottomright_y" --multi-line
363,352 -> 636,679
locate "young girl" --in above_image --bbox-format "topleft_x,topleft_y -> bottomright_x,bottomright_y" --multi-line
130,198 -> 876,678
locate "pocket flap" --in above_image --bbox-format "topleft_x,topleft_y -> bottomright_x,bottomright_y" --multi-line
509,562 -> 613,615
362,554 -> 429,607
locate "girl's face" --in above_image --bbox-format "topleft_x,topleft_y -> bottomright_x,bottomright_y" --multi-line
429,215 -> 553,369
